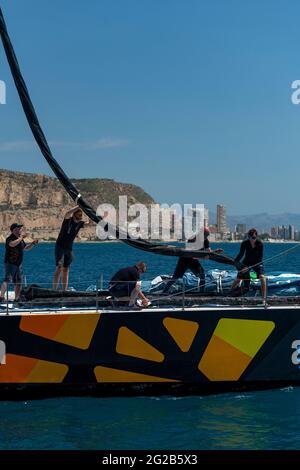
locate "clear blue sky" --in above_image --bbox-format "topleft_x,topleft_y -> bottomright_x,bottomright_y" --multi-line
0,0 -> 299,215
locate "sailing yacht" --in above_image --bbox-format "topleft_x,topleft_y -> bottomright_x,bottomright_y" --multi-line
1,7 -> 300,398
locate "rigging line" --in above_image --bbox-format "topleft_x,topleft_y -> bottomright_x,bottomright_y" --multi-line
263,243 -> 300,265
0,7 -> 126,240
150,244 -> 300,302
0,7 -> 237,266
146,282 -> 233,304
144,275 -> 234,303
239,243 -> 300,272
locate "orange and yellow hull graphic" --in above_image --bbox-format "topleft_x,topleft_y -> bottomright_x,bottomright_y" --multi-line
0,306 -> 299,396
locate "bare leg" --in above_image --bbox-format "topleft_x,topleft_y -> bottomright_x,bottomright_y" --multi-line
0,281 -> 8,299
260,275 -> 267,300
53,266 -> 62,289
15,283 -> 22,301
62,267 -> 69,291
231,279 -> 241,290
129,282 -> 142,306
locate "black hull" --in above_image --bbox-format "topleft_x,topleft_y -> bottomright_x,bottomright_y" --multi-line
0,305 -> 300,399
0,380 -> 296,401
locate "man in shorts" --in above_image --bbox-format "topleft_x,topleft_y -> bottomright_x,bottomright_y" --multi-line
0,223 -> 38,302
109,262 -> 150,307
231,228 -> 266,298
53,206 -> 90,290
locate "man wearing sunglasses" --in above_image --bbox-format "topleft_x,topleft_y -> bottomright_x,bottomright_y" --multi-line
231,228 -> 266,299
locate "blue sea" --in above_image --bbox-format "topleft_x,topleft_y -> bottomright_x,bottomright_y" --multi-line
0,241 -> 300,450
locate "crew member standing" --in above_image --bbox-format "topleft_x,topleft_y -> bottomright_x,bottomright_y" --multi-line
53,206 -> 89,290
0,223 -> 38,302
231,228 -> 266,298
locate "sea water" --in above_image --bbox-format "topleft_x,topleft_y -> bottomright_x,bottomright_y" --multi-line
0,241 -> 299,450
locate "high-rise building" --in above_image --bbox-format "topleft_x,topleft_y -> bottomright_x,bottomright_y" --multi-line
236,224 -> 246,235
217,204 -> 227,233
186,207 -> 209,232
271,226 -> 278,239
185,207 -> 209,247
289,225 -> 295,241
278,225 -> 285,239
284,226 -> 290,240
204,208 -> 209,228
295,230 -> 300,241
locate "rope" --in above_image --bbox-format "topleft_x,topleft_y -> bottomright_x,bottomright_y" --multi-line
147,276 -> 227,303
239,242 -> 300,272
148,243 -> 300,303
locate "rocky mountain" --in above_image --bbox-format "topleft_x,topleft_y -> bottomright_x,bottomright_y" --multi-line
0,169 -> 155,242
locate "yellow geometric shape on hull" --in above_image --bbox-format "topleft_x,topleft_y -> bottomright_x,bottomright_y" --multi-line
213,318 -> 275,358
198,335 -> 252,381
54,313 -> 101,350
20,313 -> 101,349
94,366 -> 179,382
163,317 -> 199,352
0,354 -> 68,383
116,327 -> 164,362
198,318 -> 275,381
27,359 -> 69,383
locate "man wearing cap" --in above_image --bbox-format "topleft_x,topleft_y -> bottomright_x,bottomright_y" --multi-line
0,224 -> 38,302
109,262 -> 150,307
163,227 -> 223,294
53,206 -> 90,290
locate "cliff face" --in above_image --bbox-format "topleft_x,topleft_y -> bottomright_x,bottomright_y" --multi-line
0,169 -> 156,242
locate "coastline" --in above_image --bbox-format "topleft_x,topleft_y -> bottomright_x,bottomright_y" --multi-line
0,239 -> 298,244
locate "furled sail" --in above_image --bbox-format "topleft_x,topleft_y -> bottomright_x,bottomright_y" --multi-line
0,8 -> 238,268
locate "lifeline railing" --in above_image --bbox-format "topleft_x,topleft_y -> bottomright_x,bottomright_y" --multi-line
0,273 -> 270,315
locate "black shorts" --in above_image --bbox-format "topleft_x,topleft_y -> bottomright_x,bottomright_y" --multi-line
3,263 -> 23,284
238,264 -> 264,279
173,257 -> 204,279
109,282 -> 136,298
55,244 -> 73,268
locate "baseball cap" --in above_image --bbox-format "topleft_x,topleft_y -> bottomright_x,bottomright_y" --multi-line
10,223 -> 23,231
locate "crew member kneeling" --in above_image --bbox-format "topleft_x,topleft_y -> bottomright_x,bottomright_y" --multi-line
109,262 -> 150,307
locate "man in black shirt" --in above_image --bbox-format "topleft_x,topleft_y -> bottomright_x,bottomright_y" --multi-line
163,227 -> 223,293
0,223 -> 38,302
231,228 -> 266,298
53,206 -> 89,290
109,262 -> 150,307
